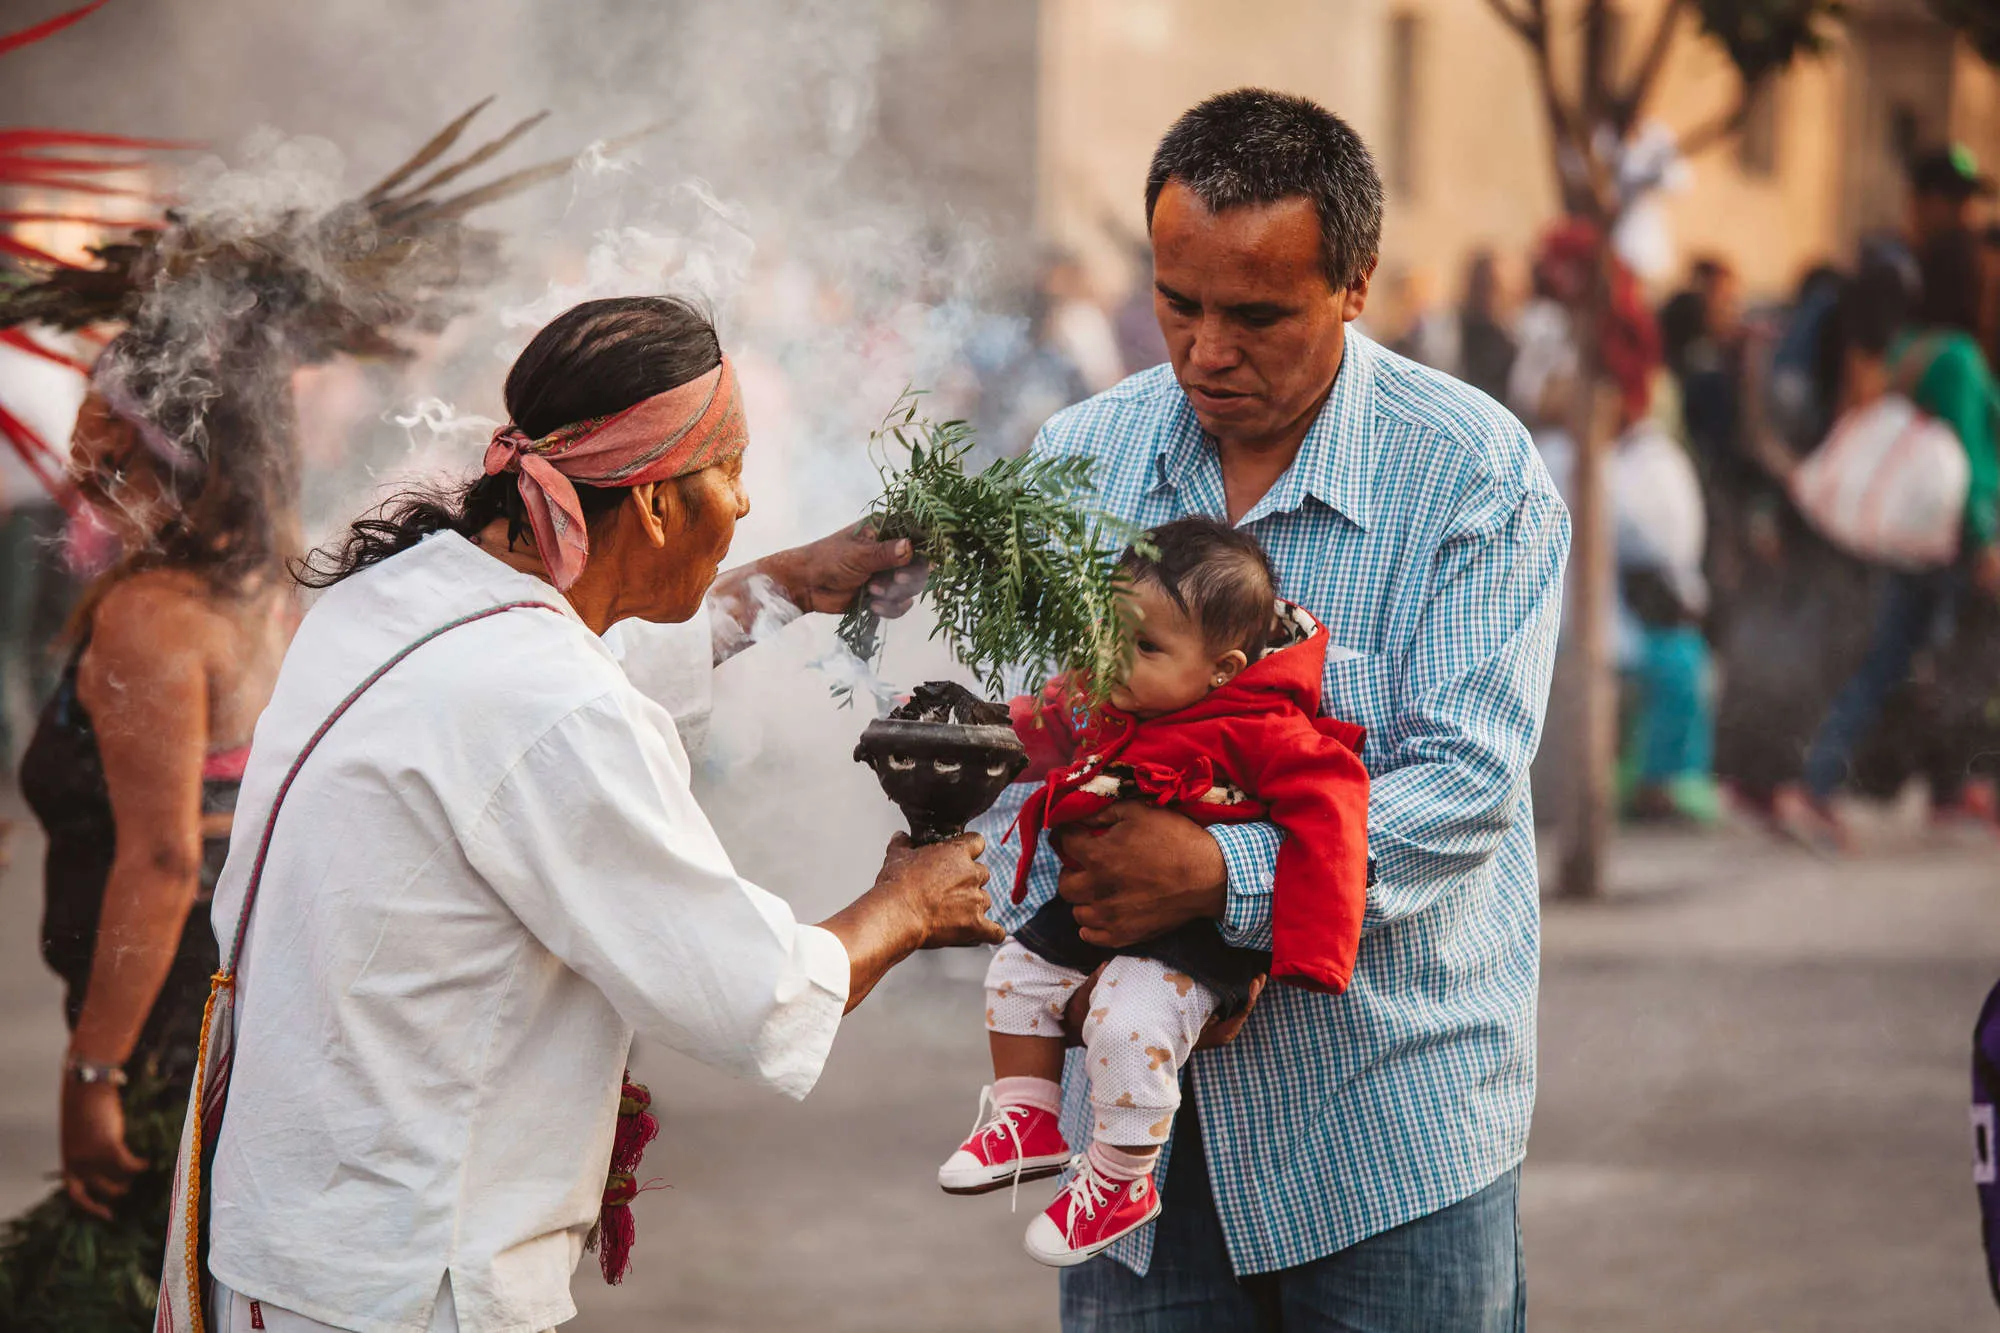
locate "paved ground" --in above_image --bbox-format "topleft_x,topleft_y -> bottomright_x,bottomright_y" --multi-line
4,806 -> 1998,1330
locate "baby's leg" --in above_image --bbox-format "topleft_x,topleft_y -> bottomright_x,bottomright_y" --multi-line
985,937 -> 1088,1085
1080,954 -> 1218,1151
939,939 -> 1083,1195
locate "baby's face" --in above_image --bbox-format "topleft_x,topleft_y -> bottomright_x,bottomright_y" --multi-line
1108,579 -> 1230,719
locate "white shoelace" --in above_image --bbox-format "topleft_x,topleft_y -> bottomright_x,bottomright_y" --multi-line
1053,1152 -> 1119,1236
966,1085 -> 1043,1212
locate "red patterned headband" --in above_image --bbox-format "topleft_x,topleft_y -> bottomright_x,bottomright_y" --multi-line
483,355 -> 747,591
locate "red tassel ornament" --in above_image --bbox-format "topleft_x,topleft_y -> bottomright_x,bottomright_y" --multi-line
590,1071 -> 660,1285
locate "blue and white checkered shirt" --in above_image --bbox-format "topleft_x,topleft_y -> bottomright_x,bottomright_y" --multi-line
975,330 -> 1569,1277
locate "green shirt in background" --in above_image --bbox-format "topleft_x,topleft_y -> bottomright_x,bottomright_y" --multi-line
1895,329 -> 2000,550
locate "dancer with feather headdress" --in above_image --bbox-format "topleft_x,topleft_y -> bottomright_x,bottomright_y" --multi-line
0,8 -> 587,1323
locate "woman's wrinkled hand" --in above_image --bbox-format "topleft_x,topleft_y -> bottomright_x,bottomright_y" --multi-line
1061,966 -> 1265,1050
60,1077 -> 144,1221
771,524 -> 929,618
876,831 -> 1004,950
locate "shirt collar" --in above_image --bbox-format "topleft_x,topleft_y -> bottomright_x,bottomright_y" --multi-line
1151,330 -> 1376,531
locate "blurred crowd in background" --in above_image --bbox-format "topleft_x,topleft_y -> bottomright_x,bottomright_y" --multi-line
695,136 -> 2000,856
1387,143 -> 2000,847
701,135 -> 2000,855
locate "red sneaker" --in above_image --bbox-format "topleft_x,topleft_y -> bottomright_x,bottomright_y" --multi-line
937,1089 -> 1072,1196
1934,778 -> 2000,835
1022,1154 -> 1162,1267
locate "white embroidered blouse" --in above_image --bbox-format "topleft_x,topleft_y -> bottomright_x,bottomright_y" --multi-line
204,532 -> 849,1333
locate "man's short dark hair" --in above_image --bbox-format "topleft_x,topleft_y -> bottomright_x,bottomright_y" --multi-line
1917,227 -> 1984,334
1144,88 -> 1383,292
1119,517 -> 1278,662
1910,145 -> 1996,203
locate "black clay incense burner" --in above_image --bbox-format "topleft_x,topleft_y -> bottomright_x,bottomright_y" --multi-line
854,682 -> 1029,845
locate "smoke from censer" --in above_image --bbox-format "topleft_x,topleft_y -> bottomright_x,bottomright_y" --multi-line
0,0 -> 1046,929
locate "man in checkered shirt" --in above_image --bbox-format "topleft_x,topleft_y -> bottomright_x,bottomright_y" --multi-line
974,89 -> 1568,1330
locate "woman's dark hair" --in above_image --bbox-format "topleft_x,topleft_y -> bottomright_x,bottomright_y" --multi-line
297,295 -> 721,587
1659,289 -> 1708,378
85,322 -> 300,597
1145,88 -> 1383,293
1119,516 -> 1278,662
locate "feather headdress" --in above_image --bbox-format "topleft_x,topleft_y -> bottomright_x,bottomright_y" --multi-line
0,2 -> 592,506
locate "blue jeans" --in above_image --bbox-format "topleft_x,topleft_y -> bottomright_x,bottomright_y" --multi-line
1060,1105 -> 1524,1332
1803,568 -> 1955,800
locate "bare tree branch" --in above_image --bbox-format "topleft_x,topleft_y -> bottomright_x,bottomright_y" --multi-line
1581,0 -> 1615,133
1484,0 -> 1617,220
1614,0 -> 1689,133
1676,77 -> 1763,158
1481,0 -> 1536,41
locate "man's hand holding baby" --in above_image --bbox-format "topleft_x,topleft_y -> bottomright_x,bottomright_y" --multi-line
1052,803 -> 1229,948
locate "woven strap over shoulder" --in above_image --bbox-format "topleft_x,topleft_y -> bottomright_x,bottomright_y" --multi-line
223,599 -> 567,969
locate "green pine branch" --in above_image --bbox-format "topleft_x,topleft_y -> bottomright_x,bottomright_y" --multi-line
837,389 -> 1138,706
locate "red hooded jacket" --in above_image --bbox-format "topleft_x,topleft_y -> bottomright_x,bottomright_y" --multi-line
1008,606 -> 1370,995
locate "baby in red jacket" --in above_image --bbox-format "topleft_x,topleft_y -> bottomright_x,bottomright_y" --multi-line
937,517 -> 1370,1267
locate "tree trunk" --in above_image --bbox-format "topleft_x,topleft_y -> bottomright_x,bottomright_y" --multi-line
1558,316 -> 1620,901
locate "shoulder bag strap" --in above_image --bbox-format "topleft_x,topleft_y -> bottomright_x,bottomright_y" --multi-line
222,599 -> 566,972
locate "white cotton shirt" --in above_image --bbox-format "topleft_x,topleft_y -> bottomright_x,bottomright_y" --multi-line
204,532 -> 850,1333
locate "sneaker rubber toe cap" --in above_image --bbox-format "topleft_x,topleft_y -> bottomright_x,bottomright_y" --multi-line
1023,1212 -> 1088,1267
937,1149 -> 992,1191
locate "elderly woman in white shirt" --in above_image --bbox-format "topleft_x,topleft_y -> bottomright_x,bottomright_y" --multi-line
186,296 -> 999,1333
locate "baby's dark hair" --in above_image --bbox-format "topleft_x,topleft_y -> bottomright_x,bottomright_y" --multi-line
1118,517 -> 1278,661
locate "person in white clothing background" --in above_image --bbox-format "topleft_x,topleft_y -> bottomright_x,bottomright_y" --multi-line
190,295 -> 1001,1333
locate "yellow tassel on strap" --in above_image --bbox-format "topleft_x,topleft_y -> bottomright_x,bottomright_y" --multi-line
182,969 -> 235,1333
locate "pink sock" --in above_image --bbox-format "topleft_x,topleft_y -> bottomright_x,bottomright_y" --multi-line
993,1076 -> 1062,1115
1087,1140 -> 1160,1182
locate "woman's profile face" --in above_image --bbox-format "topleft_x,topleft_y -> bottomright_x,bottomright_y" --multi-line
69,391 -> 168,542
646,453 -> 751,622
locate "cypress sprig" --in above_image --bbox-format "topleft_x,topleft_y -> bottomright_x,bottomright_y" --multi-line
838,389 -> 1138,705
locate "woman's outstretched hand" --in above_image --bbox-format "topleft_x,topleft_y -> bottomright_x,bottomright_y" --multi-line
708,523 -> 928,665
766,524 -> 929,619
60,1077 -> 145,1221
819,833 -> 1001,1013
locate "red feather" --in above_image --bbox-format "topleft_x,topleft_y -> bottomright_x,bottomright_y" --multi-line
0,400 -> 81,513
0,1 -> 109,62
0,129 -> 193,153
1,329 -> 90,373
0,153 -> 150,175
0,211 -> 150,227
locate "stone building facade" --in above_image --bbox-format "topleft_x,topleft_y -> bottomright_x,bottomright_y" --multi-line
1035,0 -> 2000,312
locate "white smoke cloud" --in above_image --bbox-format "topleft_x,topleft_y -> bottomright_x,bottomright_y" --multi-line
3,0 -> 1027,923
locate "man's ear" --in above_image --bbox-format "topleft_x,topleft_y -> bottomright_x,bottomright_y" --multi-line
1211,648 -> 1249,688
1341,257 -> 1377,323
628,482 -> 668,549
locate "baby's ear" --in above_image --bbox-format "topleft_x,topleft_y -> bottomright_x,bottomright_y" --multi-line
1211,648 -> 1249,688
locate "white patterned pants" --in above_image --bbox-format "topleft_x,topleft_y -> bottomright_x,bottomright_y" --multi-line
984,937 -> 1217,1146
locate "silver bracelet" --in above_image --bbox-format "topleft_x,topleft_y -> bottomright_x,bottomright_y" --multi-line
64,1054 -> 128,1087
